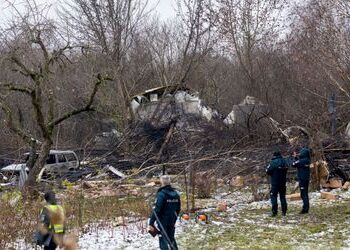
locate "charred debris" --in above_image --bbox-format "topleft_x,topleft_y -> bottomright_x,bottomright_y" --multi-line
1,85 -> 350,190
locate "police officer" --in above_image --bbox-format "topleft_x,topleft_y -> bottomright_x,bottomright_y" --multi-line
148,175 -> 181,250
37,191 -> 65,250
266,151 -> 288,217
292,146 -> 311,214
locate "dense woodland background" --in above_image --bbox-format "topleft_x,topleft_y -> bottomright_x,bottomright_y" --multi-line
1,0 -> 350,159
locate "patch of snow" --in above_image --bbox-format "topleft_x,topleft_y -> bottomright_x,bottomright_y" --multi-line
211,221 -> 224,226
79,221 -> 184,250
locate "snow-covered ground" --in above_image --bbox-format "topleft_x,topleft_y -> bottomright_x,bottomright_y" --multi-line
79,222 -> 159,249
12,220 -> 184,249
78,220 -> 184,250
10,187 -> 350,249
78,187 -> 350,249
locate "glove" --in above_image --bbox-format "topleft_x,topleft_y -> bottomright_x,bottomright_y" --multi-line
147,225 -> 160,237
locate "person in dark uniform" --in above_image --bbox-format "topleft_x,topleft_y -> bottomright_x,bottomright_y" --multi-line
36,191 -> 65,250
292,146 -> 311,214
148,175 -> 181,250
266,151 -> 288,217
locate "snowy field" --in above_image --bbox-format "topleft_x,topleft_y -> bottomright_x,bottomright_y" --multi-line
10,188 -> 350,249
79,221 -> 184,250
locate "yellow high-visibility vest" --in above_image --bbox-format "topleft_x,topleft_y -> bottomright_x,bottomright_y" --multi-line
44,204 -> 65,233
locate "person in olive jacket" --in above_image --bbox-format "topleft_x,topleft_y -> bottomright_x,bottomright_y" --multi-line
266,151 -> 288,217
148,175 -> 181,250
292,146 -> 311,214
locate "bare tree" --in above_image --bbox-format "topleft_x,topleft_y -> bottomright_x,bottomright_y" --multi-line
286,0 -> 350,136
60,0 -> 151,127
218,0 -> 286,93
298,0 -> 350,99
144,0 -> 217,87
176,0 -> 217,84
0,0 -> 110,192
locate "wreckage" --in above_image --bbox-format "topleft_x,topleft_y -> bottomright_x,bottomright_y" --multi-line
1,85 -> 349,194
130,85 -> 220,129
224,96 -> 269,126
126,85 -> 236,172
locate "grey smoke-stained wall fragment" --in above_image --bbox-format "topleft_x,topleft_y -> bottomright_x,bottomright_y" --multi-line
224,96 -> 269,127
130,85 -> 220,128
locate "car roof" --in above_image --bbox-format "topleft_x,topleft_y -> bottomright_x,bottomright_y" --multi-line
24,150 -> 76,155
49,150 -> 76,154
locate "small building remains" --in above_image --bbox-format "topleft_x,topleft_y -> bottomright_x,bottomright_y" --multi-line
130,85 -> 220,128
224,96 -> 269,126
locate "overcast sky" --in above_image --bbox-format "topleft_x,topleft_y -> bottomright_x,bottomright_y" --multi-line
0,0 -> 178,24
150,0 -> 177,20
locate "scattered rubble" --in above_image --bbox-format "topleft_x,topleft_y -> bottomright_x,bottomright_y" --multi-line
216,201 -> 227,212
230,176 -> 245,187
320,192 -> 339,200
286,193 -> 301,201
106,165 -> 126,179
329,178 -> 342,189
342,181 -> 350,190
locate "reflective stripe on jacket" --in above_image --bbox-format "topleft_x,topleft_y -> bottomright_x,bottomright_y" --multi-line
44,205 -> 65,233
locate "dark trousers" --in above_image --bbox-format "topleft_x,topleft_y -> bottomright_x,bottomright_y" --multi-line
159,224 -> 178,250
270,185 -> 287,215
44,240 -> 57,250
299,179 -> 310,212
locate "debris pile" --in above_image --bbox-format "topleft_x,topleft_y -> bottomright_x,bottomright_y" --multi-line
130,85 -> 221,129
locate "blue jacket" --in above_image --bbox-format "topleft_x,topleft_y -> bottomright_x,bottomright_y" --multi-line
149,185 -> 181,227
292,147 -> 311,181
266,153 -> 288,186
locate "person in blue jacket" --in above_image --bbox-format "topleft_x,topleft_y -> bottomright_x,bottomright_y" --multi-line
292,146 -> 311,214
148,175 -> 181,250
266,151 -> 288,216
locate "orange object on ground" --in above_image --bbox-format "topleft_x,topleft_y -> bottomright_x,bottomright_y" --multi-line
198,214 -> 207,221
182,213 -> 190,220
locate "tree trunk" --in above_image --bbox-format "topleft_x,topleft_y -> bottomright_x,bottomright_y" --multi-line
184,169 -> 190,213
25,139 -> 52,193
26,139 -> 37,170
190,164 -> 196,212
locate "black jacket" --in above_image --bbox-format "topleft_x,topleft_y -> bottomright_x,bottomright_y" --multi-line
292,147 -> 311,181
149,185 -> 181,227
266,154 -> 288,186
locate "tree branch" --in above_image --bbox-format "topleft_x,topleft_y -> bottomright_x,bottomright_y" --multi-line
32,29 -> 49,64
11,55 -> 38,80
0,82 -> 34,95
49,74 -> 111,128
0,101 -> 33,144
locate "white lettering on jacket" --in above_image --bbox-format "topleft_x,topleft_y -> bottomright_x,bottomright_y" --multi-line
167,199 -> 179,203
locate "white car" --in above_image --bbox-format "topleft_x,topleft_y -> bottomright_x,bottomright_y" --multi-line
1,150 -> 79,176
